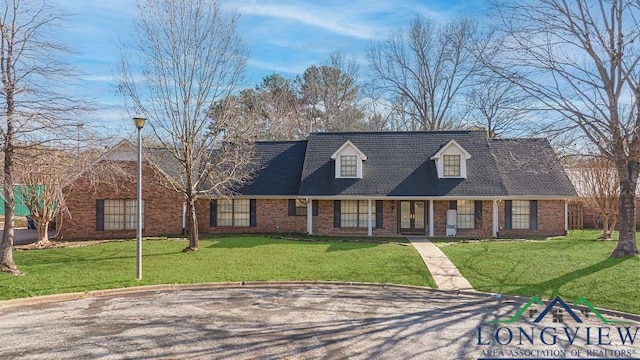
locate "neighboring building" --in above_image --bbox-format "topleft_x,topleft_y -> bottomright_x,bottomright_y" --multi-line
59,131 -> 576,240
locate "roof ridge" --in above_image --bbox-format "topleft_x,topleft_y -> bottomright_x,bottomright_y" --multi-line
309,130 -> 485,135
255,140 -> 307,144
489,137 -> 546,141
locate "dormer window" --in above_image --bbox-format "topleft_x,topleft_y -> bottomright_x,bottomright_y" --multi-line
431,140 -> 471,179
331,140 -> 367,179
340,155 -> 357,177
443,155 -> 461,177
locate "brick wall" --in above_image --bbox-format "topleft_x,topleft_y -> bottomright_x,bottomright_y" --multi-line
199,198 -> 567,237
498,200 -> 566,237
312,200 -> 397,236
200,199 -> 398,236
59,160 -> 184,240
197,198 -> 307,234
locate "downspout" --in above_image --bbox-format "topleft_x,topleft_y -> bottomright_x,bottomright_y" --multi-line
306,198 -> 313,235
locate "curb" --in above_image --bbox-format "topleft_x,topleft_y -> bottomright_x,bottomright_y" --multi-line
1,281 -> 638,322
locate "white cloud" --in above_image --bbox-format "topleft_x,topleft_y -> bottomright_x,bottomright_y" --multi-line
225,1 -> 389,40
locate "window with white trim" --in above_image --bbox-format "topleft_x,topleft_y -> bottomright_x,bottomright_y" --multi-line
217,199 -> 250,227
332,141 -> 367,179
340,155 -> 357,177
512,200 -> 530,229
443,155 -> 461,177
104,199 -> 144,230
341,200 -> 376,228
456,200 -> 474,229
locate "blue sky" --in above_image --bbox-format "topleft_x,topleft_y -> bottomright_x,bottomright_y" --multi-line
48,0 -> 486,133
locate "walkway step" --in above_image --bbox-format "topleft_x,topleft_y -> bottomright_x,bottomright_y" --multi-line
407,236 -> 474,291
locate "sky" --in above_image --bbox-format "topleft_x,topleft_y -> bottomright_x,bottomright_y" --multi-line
48,0 -> 487,135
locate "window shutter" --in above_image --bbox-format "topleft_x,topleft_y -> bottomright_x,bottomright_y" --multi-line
505,200 -> 512,230
333,200 -> 341,228
474,201 -> 483,229
209,200 -> 217,227
96,199 -> 104,231
288,199 -> 296,216
250,199 -> 257,227
376,200 -> 383,229
450,200 -> 457,210
530,200 -> 538,230
312,200 -> 319,216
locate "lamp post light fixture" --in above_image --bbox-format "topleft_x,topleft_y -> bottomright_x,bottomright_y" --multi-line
134,116 -> 146,280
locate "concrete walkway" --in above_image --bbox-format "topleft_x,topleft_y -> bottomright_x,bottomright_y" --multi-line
407,236 -> 474,291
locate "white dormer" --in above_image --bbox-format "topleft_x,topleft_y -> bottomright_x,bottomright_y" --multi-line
331,140 -> 367,179
430,140 -> 471,179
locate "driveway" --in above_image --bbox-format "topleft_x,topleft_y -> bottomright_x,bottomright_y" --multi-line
0,284 -> 632,359
0,228 -> 37,245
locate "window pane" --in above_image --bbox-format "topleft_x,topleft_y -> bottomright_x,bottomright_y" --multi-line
359,213 -> 368,226
457,200 -> 474,229
216,199 -> 251,227
103,199 -> 143,230
295,199 -> 307,216
218,199 -> 233,212
512,201 -> 530,229
235,213 -> 250,227
217,199 -> 233,226
234,199 -> 249,213
340,155 -> 357,177
443,155 -> 461,177
125,200 -> 136,230
341,200 -> 358,227
104,200 -> 124,230
218,212 -> 233,227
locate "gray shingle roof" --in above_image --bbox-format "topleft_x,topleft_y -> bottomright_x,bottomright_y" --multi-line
489,138 -> 576,197
299,131 -> 506,196
144,131 -> 576,198
294,131 -> 575,197
237,141 -> 307,196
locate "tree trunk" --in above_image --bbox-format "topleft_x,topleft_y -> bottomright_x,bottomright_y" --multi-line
183,196 -> 199,252
1,146 -> 20,274
600,215 -> 610,240
33,221 -> 52,248
612,176 -> 639,257
609,217 -> 618,241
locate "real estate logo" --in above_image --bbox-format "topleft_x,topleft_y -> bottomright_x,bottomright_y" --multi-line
476,296 -> 639,360
484,295 -> 632,325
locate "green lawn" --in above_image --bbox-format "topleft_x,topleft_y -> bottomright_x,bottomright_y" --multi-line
439,230 -> 640,314
0,236 -> 434,300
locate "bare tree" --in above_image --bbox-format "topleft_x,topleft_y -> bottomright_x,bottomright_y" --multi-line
465,74 -> 532,138
368,16 -> 485,131
119,0 -> 254,251
570,158 -> 620,240
14,148 -> 70,247
0,0 -> 87,274
492,0 -> 639,256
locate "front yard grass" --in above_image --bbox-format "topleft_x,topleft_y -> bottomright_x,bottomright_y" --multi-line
439,230 -> 640,314
0,236 -> 434,300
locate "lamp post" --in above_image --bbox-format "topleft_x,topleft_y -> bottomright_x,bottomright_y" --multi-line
133,116 -> 146,280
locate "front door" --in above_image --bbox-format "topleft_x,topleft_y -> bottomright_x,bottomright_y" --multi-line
399,201 -> 426,234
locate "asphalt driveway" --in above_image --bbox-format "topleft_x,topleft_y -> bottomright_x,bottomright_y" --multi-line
0,228 -> 37,245
0,284 -> 636,359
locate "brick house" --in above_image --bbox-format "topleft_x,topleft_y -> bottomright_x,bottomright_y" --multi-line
59,131 -> 576,239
